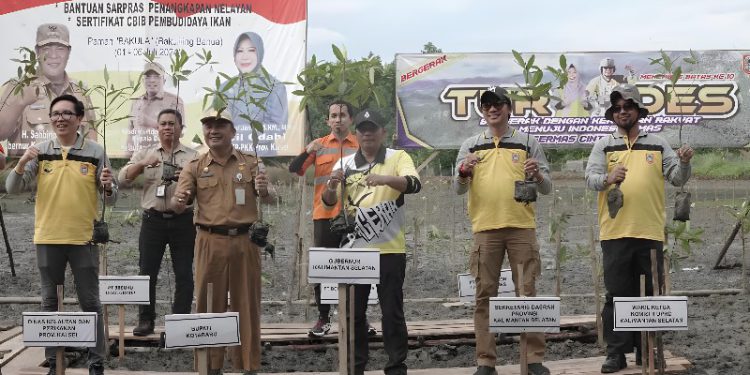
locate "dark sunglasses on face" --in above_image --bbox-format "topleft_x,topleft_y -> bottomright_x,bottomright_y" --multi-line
481,101 -> 509,111
611,102 -> 638,113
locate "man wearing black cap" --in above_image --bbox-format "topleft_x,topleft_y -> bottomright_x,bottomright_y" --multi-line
453,86 -> 552,375
126,61 -> 185,156
585,84 -> 693,373
322,109 -> 420,375
0,23 -> 96,155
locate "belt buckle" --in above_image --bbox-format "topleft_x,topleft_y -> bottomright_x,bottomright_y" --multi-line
227,228 -> 238,236
162,213 -> 174,219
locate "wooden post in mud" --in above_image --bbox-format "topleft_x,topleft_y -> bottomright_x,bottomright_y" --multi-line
56,285 -> 65,375
196,283 -> 213,375
649,248 -> 660,375
588,225 -> 604,348
337,283 -> 355,375
99,244 -> 110,359
518,265 -> 528,375
640,275 -> 647,375
118,304 -> 125,360
298,179 -> 309,300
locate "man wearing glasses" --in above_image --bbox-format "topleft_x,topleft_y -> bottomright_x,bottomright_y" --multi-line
7,94 -> 117,375
0,23 -> 97,156
118,109 -> 197,337
126,61 -> 185,157
453,86 -> 551,375
322,110 -> 420,375
585,84 -> 693,373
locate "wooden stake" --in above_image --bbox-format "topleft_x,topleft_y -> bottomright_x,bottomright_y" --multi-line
197,283 -> 213,375
118,304 -> 125,360
588,225 -> 604,348
56,285 -> 65,375
640,275 -> 647,375
348,285 -> 355,375
518,264 -> 528,375
100,244 -> 110,360
415,150 -> 440,174
650,249 -> 665,375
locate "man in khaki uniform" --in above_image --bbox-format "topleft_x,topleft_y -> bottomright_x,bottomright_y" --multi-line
172,109 -> 274,375
0,23 -> 96,156
118,109 -> 197,336
126,61 -> 184,156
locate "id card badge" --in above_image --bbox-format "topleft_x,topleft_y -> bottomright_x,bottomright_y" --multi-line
235,188 -> 246,205
156,185 -> 166,197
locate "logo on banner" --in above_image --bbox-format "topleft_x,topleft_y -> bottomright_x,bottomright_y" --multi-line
743,55 -> 750,75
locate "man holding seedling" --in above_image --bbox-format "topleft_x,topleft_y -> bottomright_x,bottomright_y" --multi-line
585,84 -> 693,373
453,86 -> 552,375
288,100 -> 359,337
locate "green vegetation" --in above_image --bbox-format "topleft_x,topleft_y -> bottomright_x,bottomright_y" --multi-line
691,149 -> 750,179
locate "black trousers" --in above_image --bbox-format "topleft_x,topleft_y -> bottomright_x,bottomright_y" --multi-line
312,219 -> 343,318
354,253 -> 408,375
138,210 -> 196,322
601,238 -> 664,355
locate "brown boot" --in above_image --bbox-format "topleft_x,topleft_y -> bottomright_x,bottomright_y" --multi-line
133,320 -> 154,336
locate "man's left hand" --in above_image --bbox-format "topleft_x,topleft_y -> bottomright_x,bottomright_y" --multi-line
523,158 -> 542,181
255,170 -> 269,196
364,174 -> 390,187
677,145 -> 694,163
101,167 -> 113,191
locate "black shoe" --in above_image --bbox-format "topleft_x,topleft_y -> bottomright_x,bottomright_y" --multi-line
133,320 -> 155,336
601,353 -> 626,373
528,363 -> 551,375
473,366 -> 498,375
89,363 -> 104,375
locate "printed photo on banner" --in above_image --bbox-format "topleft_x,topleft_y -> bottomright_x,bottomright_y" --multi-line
0,0 -> 307,158
396,50 -> 748,149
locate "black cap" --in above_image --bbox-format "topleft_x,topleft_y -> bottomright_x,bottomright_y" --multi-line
354,109 -> 384,130
480,86 -> 511,106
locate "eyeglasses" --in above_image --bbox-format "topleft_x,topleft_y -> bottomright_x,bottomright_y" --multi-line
611,102 -> 638,113
49,111 -> 76,120
481,102 -> 509,111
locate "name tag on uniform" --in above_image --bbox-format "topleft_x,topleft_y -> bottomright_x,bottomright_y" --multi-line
235,188 -> 245,205
156,185 -> 166,197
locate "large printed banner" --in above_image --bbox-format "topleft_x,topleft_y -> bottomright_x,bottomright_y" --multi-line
0,0 -> 307,158
396,51 -> 750,149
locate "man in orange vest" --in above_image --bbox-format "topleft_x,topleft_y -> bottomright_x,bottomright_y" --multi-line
289,100 -> 359,337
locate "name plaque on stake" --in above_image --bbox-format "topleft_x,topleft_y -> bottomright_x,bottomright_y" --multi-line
613,296 -> 688,331
164,312 -> 241,349
308,247 -> 380,285
489,297 -> 561,333
457,269 -> 515,302
23,312 -> 98,347
99,275 -> 150,305
321,283 -> 379,305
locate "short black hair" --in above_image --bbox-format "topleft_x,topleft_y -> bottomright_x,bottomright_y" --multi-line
50,94 -> 84,117
157,108 -> 184,127
327,100 -> 355,119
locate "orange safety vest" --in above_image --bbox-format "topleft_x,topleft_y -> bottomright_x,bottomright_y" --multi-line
296,133 -> 358,219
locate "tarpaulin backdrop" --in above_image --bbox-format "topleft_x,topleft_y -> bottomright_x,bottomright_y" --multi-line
396,51 -> 750,149
0,0 -> 306,157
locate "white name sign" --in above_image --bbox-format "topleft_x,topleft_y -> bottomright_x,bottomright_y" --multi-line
99,276 -> 150,305
164,313 -> 241,349
457,269 -> 515,302
489,297 -> 561,333
23,312 -> 98,347
308,247 -> 380,285
613,296 -> 688,331
321,283 -> 378,305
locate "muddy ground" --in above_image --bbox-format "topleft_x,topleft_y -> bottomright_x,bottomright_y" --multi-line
0,174 -> 749,374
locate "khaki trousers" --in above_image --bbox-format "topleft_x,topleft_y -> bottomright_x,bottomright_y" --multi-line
471,228 -> 545,366
194,230 -> 261,371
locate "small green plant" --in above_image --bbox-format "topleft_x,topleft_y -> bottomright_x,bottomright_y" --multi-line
1,47 -> 39,111
664,220 -> 704,270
